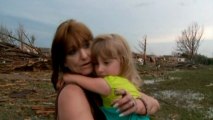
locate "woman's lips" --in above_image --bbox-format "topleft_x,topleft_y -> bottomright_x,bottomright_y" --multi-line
81,62 -> 92,68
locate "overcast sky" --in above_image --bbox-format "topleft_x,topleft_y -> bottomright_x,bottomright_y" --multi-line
0,0 -> 213,57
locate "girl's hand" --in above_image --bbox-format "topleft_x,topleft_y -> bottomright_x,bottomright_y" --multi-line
111,89 -> 137,116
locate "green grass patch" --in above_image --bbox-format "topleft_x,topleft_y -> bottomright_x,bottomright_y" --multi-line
141,65 -> 213,120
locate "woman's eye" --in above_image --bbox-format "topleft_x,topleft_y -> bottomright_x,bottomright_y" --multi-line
67,49 -> 77,55
82,42 -> 90,49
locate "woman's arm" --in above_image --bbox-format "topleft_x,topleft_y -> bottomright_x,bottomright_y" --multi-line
58,84 -> 94,120
63,74 -> 110,96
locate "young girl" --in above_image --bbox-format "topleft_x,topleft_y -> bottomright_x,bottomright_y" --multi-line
63,34 -> 150,120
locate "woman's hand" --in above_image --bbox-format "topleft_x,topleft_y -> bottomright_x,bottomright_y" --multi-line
139,93 -> 160,115
111,89 -> 137,116
111,89 -> 160,116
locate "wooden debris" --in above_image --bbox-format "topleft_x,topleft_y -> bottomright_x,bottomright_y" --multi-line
28,98 -> 49,102
0,83 -> 16,87
0,41 -> 51,72
31,105 -> 55,116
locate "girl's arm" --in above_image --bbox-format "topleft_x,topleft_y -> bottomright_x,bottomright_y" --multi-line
63,74 -> 111,96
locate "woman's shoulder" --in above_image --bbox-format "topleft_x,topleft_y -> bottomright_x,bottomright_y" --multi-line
58,84 -> 87,106
57,84 -> 94,120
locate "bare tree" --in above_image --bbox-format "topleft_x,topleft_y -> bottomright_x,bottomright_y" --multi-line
30,35 -> 35,46
138,35 -> 147,65
0,24 -> 43,56
0,25 -> 14,44
176,23 -> 203,60
16,24 -> 26,49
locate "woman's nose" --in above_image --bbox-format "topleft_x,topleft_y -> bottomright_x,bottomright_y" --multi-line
79,49 -> 88,59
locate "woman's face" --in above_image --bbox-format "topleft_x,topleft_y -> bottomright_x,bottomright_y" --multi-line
64,43 -> 93,75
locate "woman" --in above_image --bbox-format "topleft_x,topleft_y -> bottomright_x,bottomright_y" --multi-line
51,19 -> 159,120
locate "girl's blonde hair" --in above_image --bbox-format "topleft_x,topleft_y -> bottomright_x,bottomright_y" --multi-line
91,34 -> 142,87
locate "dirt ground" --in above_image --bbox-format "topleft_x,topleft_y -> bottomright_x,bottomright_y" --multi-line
0,71 -> 55,120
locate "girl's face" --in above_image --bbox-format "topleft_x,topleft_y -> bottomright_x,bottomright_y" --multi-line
95,57 -> 121,77
64,42 -> 93,75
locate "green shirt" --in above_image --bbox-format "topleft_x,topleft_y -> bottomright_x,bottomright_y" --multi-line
101,76 -> 141,107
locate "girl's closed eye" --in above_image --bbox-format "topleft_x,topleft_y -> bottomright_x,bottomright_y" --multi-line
103,59 -> 117,65
103,61 -> 110,65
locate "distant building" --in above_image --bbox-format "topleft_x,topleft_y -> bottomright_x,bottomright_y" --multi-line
177,57 -> 186,62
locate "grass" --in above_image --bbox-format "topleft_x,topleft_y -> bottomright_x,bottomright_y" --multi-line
140,65 -> 213,120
